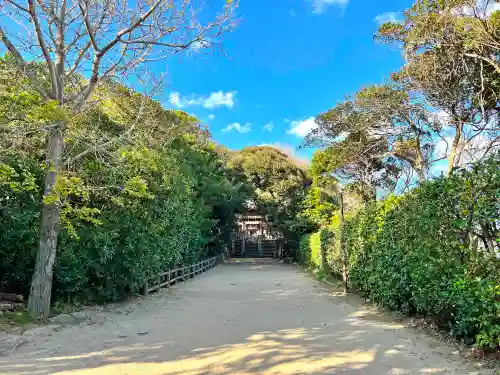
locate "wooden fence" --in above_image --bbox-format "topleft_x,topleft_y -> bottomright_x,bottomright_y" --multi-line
143,254 -> 223,296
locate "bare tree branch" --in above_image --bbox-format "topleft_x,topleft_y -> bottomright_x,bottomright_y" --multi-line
27,0 -> 59,98
464,52 -> 500,74
5,0 -> 29,13
0,26 -> 25,64
77,1 -> 99,52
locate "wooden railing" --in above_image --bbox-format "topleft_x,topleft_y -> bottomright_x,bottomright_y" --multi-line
233,233 -> 281,240
143,254 -> 223,296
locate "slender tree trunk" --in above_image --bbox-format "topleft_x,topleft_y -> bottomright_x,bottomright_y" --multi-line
416,167 -> 425,182
27,123 -> 63,319
480,222 -> 497,253
339,190 -> 348,295
414,135 -> 426,182
448,122 -> 463,175
394,152 -> 425,182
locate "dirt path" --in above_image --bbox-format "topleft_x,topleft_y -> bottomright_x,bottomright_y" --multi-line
0,259 -> 494,375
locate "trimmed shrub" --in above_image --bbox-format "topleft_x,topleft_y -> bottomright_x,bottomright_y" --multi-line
298,232 -> 319,268
305,156 -> 500,349
298,229 -> 331,270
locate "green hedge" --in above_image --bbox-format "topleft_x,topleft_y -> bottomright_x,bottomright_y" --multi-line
300,156 -> 500,349
0,76 -> 249,303
297,232 -> 321,269
1,139 -> 247,303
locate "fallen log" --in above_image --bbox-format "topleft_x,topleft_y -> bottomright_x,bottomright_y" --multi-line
0,293 -> 24,302
0,302 -> 25,312
0,303 -> 14,312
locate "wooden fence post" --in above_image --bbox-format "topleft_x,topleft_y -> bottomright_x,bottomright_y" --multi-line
143,280 -> 149,296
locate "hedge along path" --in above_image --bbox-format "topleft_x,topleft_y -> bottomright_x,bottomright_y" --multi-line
143,255 -> 223,295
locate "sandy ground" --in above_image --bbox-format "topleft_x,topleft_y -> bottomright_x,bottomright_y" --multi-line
0,259 -> 495,375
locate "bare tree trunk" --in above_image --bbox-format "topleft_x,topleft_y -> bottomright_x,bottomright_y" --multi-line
394,151 -> 425,183
27,123 -> 63,319
414,136 -> 426,182
416,167 -> 425,182
339,190 -> 348,295
448,122 -> 463,175
480,222 -> 498,253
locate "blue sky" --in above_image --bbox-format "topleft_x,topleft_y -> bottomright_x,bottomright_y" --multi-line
159,0 -> 415,160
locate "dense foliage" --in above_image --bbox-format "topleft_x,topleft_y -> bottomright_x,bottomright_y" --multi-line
0,64 -> 250,302
296,1 -> 499,350
0,0 -> 497,352
297,232 -> 320,269
299,156 -> 500,348
227,146 -> 314,239
376,0 -> 499,173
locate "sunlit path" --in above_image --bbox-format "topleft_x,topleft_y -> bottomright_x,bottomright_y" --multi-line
0,260 -> 491,374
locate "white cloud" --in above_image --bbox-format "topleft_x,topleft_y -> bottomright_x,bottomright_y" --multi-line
453,1 -> 500,18
485,1 -> 500,16
434,135 -> 454,159
222,122 -> 252,134
263,122 -> 274,132
207,114 -> 215,120
459,131 -> 500,165
287,117 -> 317,137
202,91 -> 236,109
168,92 -> 182,108
431,130 -> 499,174
373,11 -> 402,25
190,40 -> 212,51
335,131 -> 348,142
310,0 -> 349,14
167,91 -> 237,109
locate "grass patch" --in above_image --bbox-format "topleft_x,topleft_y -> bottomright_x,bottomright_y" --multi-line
0,311 -> 34,326
312,267 -> 341,284
302,266 -> 343,287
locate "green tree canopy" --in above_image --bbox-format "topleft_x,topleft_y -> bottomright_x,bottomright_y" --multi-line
376,0 -> 500,172
227,146 -> 313,238
304,84 -> 441,183
0,61 -> 251,301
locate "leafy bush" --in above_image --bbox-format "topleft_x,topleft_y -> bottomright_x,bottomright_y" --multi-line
0,78 -> 249,303
301,156 -> 500,349
0,156 -> 42,295
297,230 -> 327,270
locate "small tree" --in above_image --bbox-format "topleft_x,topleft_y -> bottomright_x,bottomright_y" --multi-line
227,146 -> 311,238
376,0 -> 499,173
0,0 -> 236,318
305,84 -> 439,184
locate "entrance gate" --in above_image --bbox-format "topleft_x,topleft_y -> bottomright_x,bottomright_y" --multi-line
231,210 -> 282,258
231,236 -> 282,258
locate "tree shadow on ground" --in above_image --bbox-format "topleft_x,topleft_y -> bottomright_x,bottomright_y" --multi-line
0,323 -> 474,375
0,259 -> 481,375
